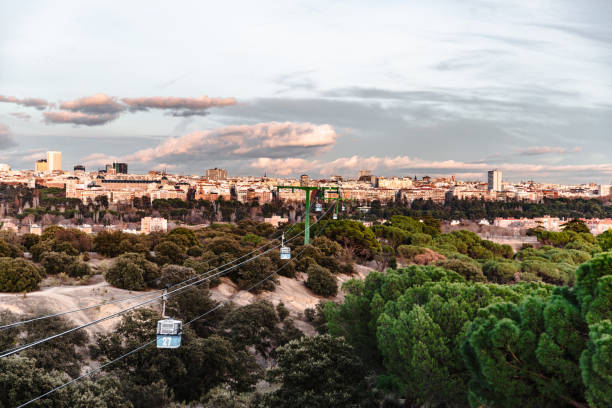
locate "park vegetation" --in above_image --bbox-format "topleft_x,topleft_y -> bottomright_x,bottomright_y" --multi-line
0,210 -> 610,406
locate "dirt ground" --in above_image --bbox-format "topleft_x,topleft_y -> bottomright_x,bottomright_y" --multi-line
0,264 -> 375,337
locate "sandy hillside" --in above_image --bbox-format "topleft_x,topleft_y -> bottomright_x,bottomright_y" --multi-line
0,264 -> 375,336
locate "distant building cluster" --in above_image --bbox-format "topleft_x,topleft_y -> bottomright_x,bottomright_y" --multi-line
0,216 -> 168,236
493,216 -> 612,236
0,154 -> 610,211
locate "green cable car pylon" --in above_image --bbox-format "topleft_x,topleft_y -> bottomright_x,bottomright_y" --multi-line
276,185 -> 340,244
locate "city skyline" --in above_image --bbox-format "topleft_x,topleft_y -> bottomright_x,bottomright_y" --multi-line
1,1 -> 611,182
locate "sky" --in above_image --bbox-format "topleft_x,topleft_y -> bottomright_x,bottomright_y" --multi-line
0,0 -> 611,183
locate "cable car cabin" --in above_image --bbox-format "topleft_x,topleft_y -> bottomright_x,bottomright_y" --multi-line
280,246 -> 291,260
333,213 -> 338,220
315,203 -> 322,212
341,205 -> 346,211
156,318 -> 182,349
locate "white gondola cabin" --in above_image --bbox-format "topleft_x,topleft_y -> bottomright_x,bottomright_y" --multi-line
280,246 -> 291,260
333,213 -> 338,220
157,318 -> 182,349
315,203 -> 322,212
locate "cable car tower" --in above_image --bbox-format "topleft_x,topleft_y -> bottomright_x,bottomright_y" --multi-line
156,288 -> 182,349
276,185 -> 340,244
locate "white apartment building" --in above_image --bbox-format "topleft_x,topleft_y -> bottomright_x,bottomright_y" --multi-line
377,177 -> 413,189
47,151 -> 62,172
141,217 -> 168,234
599,184 -> 612,197
487,170 -> 502,192
264,215 -> 288,227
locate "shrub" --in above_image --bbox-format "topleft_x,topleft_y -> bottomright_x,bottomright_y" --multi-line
186,245 -> 204,257
0,258 -> 43,292
315,254 -> 342,274
154,241 -> 186,266
183,258 -> 220,287
93,231 -> 141,257
410,233 -> 433,246
397,245 -> 427,260
294,255 -> 317,274
276,301 -> 290,321
158,265 -> 197,287
233,256 -> 276,292
435,258 -> 486,282
66,261 -> 91,278
105,253 -> 160,290
311,236 -> 342,257
0,239 -> 22,258
29,241 -> 53,262
164,227 -> 200,249
413,248 -> 446,265
482,260 -> 520,283
240,233 -> 264,246
467,245 -> 494,260
339,263 -> 354,275
21,233 -> 40,250
305,264 -> 337,297
268,250 -> 297,278
521,259 -> 567,285
50,241 -> 79,256
54,228 -> 92,253
40,252 -> 77,275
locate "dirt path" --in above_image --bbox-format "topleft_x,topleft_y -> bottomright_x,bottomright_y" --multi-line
0,264 -> 376,337
0,282 -> 161,336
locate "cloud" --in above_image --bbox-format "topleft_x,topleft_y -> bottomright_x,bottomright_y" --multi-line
44,93 -> 125,125
151,163 -> 178,171
10,112 -> 32,121
121,95 -> 236,116
274,71 -> 316,94
4,93 -> 237,126
530,23 -> 612,45
80,152 -> 119,167
0,95 -> 49,110
59,93 -> 124,114
0,124 -> 17,149
168,110 -> 210,117
124,121 -> 337,163
252,154 -> 612,179
43,111 -> 119,126
251,158 -> 319,176
22,151 -> 48,162
516,146 -> 583,156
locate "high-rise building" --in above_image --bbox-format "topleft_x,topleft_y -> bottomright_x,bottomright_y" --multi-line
599,185 -> 612,197
300,174 -> 310,187
113,162 -> 128,174
358,170 -> 372,179
35,159 -> 48,172
358,170 -> 376,184
488,169 -> 502,192
47,151 -> 62,172
206,168 -> 227,181
105,164 -> 116,175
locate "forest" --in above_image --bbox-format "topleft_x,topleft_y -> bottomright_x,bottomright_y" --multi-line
0,212 -> 610,407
